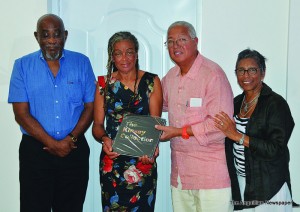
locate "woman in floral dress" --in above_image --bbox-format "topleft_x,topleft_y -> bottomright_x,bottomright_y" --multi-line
92,31 -> 163,212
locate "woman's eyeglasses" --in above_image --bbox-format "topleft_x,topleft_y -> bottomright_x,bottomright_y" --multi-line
235,67 -> 258,76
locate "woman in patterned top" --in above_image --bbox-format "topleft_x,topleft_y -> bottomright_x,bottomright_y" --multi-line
214,49 -> 294,211
92,31 -> 163,212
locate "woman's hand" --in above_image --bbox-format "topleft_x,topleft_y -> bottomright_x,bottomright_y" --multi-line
153,146 -> 159,159
138,147 -> 159,164
102,136 -> 119,159
138,155 -> 154,164
214,111 -> 240,141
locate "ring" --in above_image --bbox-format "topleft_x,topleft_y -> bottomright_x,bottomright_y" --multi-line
220,122 -> 224,126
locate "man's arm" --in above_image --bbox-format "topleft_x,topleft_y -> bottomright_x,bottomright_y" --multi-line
190,74 -> 234,145
69,102 -> 94,139
12,102 -> 75,157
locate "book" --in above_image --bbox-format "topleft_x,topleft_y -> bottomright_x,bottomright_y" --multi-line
112,114 -> 166,158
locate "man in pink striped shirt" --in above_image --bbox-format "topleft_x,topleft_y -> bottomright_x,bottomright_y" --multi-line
156,21 -> 234,212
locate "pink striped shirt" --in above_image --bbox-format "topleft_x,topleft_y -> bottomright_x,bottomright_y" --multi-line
162,53 -> 234,189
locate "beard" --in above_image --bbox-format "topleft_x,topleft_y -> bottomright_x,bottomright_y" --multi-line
43,44 -> 62,61
45,51 -> 61,61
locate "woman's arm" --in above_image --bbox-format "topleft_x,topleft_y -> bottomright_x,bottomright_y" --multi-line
92,83 -> 119,159
149,76 -> 163,117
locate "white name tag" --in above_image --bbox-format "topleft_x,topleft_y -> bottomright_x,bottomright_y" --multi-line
190,98 -> 202,107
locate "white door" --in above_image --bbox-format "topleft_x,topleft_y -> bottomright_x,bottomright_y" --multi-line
49,1 -> 201,211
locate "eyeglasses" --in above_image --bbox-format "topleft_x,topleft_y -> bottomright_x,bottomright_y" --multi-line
235,67 -> 259,76
113,50 -> 136,59
164,37 -> 194,48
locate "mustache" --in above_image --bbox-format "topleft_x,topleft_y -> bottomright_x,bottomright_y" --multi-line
45,44 -> 60,48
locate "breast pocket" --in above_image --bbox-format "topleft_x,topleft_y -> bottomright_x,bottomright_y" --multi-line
67,81 -> 83,103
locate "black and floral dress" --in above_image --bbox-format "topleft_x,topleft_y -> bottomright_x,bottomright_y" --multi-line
98,72 -> 158,212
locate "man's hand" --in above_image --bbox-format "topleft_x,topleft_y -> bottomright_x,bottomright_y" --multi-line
155,125 -> 181,141
43,138 -> 76,157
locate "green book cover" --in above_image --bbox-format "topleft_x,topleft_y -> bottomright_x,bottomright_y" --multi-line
113,114 -> 166,158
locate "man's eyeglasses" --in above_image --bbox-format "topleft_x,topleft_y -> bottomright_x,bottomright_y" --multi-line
164,37 -> 194,48
235,67 -> 259,76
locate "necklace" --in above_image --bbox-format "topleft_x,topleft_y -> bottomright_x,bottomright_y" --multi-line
240,93 -> 260,117
243,93 -> 260,112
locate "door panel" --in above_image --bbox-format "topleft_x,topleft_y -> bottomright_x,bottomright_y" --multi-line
49,1 -> 200,211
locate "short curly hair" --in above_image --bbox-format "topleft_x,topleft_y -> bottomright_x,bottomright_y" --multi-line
236,48 -> 267,73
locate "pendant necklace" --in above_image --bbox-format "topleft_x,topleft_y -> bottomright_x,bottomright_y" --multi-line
240,92 -> 260,117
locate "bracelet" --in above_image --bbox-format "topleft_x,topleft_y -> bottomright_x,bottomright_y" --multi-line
238,133 -> 245,145
182,126 -> 190,140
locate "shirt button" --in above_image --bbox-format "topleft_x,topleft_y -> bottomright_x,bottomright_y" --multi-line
56,132 -> 60,134
55,85 -> 58,88
56,116 -> 59,119
55,100 -> 58,103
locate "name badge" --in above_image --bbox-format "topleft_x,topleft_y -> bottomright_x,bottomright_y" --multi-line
190,98 -> 202,107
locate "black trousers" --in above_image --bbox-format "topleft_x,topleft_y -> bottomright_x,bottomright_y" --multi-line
19,134 -> 89,212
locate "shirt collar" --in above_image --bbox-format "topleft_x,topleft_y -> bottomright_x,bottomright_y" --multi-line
175,52 -> 203,79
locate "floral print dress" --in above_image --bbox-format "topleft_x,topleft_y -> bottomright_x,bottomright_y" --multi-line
98,72 -> 158,212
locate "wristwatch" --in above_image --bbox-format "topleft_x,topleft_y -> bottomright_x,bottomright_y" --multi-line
68,133 -> 78,142
239,133 -> 245,145
182,126 -> 190,140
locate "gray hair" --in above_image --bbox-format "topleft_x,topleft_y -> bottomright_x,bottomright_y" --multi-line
167,21 -> 197,39
103,31 -> 140,111
106,31 -> 139,72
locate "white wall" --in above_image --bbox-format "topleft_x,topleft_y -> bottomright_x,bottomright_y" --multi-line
201,0 -> 289,97
0,1 -> 47,211
1,0 -> 299,211
0,0 -> 47,212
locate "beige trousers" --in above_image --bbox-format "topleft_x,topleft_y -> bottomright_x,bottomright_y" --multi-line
171,176 -> 233,212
